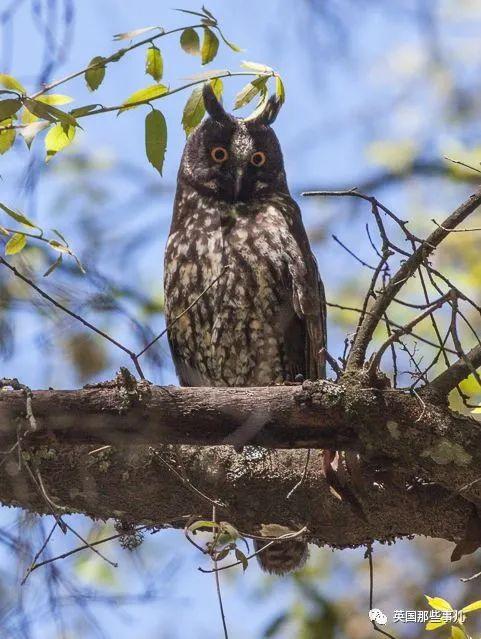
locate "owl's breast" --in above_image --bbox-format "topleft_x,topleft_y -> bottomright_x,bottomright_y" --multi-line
164,193 -> 305,386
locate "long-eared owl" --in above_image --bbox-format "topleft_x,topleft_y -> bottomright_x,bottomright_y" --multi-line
164,84 -> 327,574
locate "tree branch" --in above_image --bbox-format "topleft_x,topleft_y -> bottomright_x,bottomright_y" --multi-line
1,380 -> 481,550
305,187 -> 481,372
426,344 -> 481,398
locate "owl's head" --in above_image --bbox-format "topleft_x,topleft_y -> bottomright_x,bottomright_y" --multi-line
178,84 -> 288,202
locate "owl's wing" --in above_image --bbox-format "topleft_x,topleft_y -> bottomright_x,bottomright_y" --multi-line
284,198 -> 327,381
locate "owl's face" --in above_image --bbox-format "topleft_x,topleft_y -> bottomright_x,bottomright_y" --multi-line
178,85 -> 288,203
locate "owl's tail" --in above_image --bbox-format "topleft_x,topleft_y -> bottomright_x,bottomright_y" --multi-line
253,525 -> 308,575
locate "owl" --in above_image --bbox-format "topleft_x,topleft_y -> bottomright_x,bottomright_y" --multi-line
164,84 -> 327,574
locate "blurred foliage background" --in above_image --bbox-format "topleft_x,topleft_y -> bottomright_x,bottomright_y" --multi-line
2,1 -> 481,638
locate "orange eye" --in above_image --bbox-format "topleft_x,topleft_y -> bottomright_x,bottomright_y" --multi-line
211,146 -> 228,163
251,151 -> 266,167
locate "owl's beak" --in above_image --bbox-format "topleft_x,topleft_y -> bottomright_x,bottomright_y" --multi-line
234,168 -> 244,198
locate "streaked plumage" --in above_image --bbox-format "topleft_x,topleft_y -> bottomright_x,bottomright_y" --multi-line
164,84 -> 326,573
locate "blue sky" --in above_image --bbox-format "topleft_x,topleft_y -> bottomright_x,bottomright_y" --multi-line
1,1 -> 481,638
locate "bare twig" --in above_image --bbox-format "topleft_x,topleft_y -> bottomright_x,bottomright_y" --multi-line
212,505 -> 229,639
198,526 -> 308,574
286,449 -> 311,499
326,301 -> 458,356
149,448 -> 226,509
308,188 -> 481,371
23,525 -> 149,578
368,293 -> 450,377
366,544 -> 398,639
137,265 -> 229,358
0,256 -> 146,379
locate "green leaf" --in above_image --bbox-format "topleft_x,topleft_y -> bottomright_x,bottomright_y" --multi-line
45,123 -> 76,162
109,49 -> 126,63
145,46 -> 163,82
234,76 -> 268,110
180,28 -> 200,56
23,98 -> 77,127
0,118 -> 15,154
187,520 -> 218,533
113,26 -> 160,40
243,89 -> 269,122
0,74 -> 26,94
214,547 -> 230,561
217,29 -> 242,52
85,56 -> 106,91
19,120 -> 50,148
275,75 -> 285,103
201,27 -> 219,65
48,239 -> 71,254
145,109 -> 167,175
182,86 -> 205,136
23,98 -> 56,123
425,595 -> 453,612
234,548 -> 248,571
36,94 -> 73,106
186,69 -> 228,81
43,254 -> 63,277
210,77 -> 223,100
0,99 -> 21,120
0,203 -> 38,229
182,78 -> 222,136
220,521 -> 239,539
0,226 -> 9,236
119,84 -> 169,112
461,599 -> 481,614
241,60 -> 273,74
5,233 -> 26,255
70,104 -> 100,117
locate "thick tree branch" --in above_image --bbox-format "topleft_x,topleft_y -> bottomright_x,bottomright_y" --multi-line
426,344 -> 481,398
1,380 -> 481,550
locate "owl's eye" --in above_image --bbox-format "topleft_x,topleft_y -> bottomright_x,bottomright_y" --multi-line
211,146 -> 228,163
250,151 -> 266,167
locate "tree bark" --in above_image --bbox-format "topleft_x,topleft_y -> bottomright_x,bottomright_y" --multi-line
0,377 -> 479,551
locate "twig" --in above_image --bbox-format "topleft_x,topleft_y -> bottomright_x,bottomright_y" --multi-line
149,448 -> 226,509
21,521 -> 58,584
449,293 -> 481,389
366,544 -> 398,639
331,235 -> 376,270
199,527 -> 308,574
23,525 -> 149,578
431,219 -> 481,233
326,301 -> 458,356
320,347 -> 343,378
0,256 -> 145,379
368,293 -> 450,376
212,505 -> 229,639
23,460 -> 118,569
286,449 -> 311,499
137,265 -> 229,358
30,24 -> 206,100
324,188 -> 481,371
444,155 -> 481,175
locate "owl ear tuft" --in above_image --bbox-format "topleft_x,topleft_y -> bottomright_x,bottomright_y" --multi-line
252,95 -> 282,126
203,83 -> 230,123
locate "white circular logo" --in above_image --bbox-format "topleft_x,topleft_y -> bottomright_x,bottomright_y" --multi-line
369,609 -> 387,625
